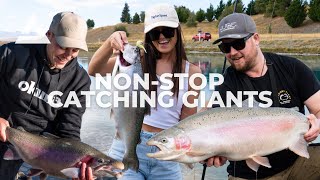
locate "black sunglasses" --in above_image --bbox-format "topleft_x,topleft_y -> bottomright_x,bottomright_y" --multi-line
149,27 -> 175,41
218,33 -> 254,53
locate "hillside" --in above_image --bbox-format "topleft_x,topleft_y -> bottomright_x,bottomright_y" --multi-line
87,14 -> 320,54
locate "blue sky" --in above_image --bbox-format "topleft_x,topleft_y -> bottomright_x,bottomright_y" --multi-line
0,0 -> 252,36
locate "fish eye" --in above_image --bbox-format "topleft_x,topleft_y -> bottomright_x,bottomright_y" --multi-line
160,138 -> 168,143
97,159 -> 104,163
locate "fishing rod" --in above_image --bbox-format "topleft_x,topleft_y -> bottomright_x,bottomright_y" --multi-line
201,1 -> 240,179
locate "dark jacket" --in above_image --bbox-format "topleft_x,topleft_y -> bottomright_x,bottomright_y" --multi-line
0,42 -> 90,139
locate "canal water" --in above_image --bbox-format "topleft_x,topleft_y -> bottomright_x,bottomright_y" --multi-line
21,53 -> 320,180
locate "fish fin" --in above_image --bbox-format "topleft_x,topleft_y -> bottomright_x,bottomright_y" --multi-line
3,145 -> 21,160
61,167 -> 80,178
16,126 -> 26,131
251,156 -> 271,168
27,169 -> 44,177
183,163 -> 194,169
41,132 -> 60,139
289,137 -> 310,158
186,152 -> 206,157
245,159 -> 260,172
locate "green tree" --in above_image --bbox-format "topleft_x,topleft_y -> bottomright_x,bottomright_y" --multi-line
284,0 -> 307,28
196,9 -> 206,22
120,3 -> 131,23
265,0 -> 291,17
140,11 -> 145,23
114,25 -> 129,37
219,0 -> 245,22
226,0 -> 233,7
254,0 -> 268,14
132,13 -> 140,24
175,6 -> 191,23
215,0 -> 225,20
186,12 -> 197,27
308,0 -> 320,22
206,3 -> 215,22
86,19 -> 95,29
246,0 -> 257,15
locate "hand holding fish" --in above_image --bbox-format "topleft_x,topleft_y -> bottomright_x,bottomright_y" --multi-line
72,163 -> 94,180
203,156 -> 227,167
107,31 -> 128,52
0,117 -> 9,142
304,114 -> 320,142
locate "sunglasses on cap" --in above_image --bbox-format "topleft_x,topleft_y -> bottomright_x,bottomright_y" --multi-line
218,33 -> 254,53
148,27 -> 176,41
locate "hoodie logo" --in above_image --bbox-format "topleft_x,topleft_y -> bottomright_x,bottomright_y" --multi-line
220,22 -> 237,33
18,80 -> 62,106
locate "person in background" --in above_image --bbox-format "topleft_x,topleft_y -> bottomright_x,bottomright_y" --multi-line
88,3 -> 202,180
205,13 -> 320,180
0,12 -> 93,180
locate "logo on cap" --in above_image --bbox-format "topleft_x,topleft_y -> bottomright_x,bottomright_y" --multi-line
220,22 -> 237,33
151,14 -> 168,19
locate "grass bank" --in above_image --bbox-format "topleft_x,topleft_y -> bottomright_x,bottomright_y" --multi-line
87,14 -> 320,54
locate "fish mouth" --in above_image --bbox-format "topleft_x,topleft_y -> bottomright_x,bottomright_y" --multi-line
119,52 -> 131,66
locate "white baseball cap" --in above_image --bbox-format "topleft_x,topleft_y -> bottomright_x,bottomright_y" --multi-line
49,12 -> 88,51
144,3 -> 179,33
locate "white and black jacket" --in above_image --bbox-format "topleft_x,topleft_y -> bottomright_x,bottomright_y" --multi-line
0,43 -> 91,139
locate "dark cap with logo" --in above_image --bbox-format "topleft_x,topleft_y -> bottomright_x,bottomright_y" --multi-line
213,13 -> 257,44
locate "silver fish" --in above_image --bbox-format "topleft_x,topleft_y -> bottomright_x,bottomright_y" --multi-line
111,43 -> 148,171
5,127 -> 124,179
146,103 -> 309,172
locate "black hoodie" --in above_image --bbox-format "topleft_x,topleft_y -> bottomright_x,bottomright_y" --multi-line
0,42 -> 90,139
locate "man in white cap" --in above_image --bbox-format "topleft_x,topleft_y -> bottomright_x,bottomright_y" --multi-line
206,13 -> 320,180
0,12 -> 91,179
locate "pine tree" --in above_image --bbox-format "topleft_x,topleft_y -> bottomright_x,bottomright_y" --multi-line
215,0 -> 225,20
284,0 -> 307,28
206,4 -> 215,22
265,0 -> 291,17
246,0 -> 257,15
186,12 -> 197,27
175,6 -> 191,23
254,0 -> 268,14
120,3 -> 131,23
140,11 -> 145,23
132,13 -> 140,24
219,0 -> 245,22
309,0 -> 320,22
86,19 -> 95,29
196,9 -> 206,22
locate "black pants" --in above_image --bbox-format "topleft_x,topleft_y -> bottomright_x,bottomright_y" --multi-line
0,143 -> 23,180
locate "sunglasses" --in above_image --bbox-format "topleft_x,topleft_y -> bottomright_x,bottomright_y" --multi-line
218,33 -> 254,53
149,27 -> 175,41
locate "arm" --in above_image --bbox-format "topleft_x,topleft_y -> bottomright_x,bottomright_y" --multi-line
304,90 -> 320,142
0,44 -> 11,142
180,63 -> 202,120
88,31 -> 128,76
